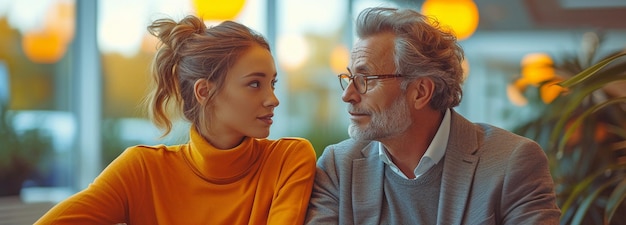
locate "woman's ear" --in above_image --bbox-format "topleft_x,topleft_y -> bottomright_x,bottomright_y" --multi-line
194,79 -> 212,103
409,77 -> 435,110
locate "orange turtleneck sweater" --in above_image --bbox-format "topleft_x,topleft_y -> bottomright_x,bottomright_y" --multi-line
35,127 -> 317,225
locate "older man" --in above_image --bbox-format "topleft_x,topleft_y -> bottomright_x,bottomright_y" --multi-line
305,7 -> 561,225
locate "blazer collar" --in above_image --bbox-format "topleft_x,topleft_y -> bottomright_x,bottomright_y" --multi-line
437,110 -> 480,225
353,141 -> 384,225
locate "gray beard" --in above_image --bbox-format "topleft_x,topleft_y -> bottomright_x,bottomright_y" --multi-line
348,97 -> 412,141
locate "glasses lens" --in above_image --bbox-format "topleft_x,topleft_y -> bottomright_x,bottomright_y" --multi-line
354,75 -> 366,94
339,74 -> 350,90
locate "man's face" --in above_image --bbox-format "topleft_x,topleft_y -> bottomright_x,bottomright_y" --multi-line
343,32 -> 412,140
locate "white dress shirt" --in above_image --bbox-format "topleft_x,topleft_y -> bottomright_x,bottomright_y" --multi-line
379,108 -> 451,179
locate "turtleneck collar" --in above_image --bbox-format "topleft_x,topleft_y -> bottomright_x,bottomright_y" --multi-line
183,126 -> 262,184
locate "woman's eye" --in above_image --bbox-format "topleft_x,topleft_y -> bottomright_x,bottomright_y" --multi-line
249,81 -> 260,88
271,79 -> 278,89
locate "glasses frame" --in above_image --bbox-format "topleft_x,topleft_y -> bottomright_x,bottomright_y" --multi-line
338,70 -> 402,94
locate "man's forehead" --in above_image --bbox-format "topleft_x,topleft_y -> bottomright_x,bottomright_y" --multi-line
349,36 -> 395,72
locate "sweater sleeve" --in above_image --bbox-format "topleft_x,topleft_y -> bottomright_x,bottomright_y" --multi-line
266,138 -> 317,225
34,147 -> 145,225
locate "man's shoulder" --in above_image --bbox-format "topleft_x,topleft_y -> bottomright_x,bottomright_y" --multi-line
471,123 -> 544,158
474,122 -> 535,143
324,138 -> 375,158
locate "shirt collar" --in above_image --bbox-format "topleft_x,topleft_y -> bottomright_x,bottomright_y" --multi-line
379,108 -> 451,178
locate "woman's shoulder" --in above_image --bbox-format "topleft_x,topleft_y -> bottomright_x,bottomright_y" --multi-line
260,137 -> 312,146
258,137 -> 316,157
121,143 -> 186,159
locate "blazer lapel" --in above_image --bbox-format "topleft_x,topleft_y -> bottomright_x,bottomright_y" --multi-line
352,142 -> 384,225
437,111 -> 480,225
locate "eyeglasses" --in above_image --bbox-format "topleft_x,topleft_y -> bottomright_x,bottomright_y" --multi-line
338,71 -> 402,94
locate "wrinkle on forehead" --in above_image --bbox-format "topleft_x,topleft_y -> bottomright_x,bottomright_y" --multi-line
350,46 -> 376,73
349,33 -> 396,74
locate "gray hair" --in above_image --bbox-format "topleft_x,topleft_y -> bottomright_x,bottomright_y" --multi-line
355,7 -> 465,110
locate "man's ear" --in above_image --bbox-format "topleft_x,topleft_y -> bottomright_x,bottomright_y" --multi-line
194,79 -> 213,103
409,77 -> 435,110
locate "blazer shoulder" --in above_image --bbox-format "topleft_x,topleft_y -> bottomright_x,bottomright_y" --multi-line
324,138 -> 375,159
476,123 -> 537,144
474,123 -> 544,155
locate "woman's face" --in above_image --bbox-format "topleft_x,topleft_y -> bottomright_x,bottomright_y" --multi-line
209,44 -> 278,143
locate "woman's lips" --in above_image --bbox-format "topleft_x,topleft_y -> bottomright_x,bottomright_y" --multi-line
258,114 -> 274,125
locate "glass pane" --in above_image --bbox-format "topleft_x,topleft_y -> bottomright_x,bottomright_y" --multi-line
0,0 -> 76,202
276,0 -> 351,156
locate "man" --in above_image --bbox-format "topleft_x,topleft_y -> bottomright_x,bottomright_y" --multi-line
305,7 -> 561,225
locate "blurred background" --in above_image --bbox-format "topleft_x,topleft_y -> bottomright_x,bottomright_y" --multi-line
1,0 -> 626,224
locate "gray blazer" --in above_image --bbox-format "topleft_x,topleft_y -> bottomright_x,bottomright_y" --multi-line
305,111 -> 560,225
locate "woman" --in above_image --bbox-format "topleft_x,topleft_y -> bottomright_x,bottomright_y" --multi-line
35,15 -> 316,225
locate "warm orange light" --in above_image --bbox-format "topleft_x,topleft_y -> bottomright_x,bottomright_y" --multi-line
22,29 -> 67,64
192,0 -> 246,21
140,33 -> 159,53
21,1 -> 75,64
565,120 -> 609,147
421,0 -> 479,40
507,78 -> 529,106
50,1 -> 75,44
521,53 -> 555,85
329,45 -> 350,75
539,79 -> 567,104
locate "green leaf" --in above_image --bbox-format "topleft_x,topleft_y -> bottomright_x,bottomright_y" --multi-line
548,75 -> 626,149
571,175 -> 625,225
605,178 -> 626,224
556,97 -> 626,155
560,164 -> 626,216
559,51 -> 626,88
606,124 -> 626,139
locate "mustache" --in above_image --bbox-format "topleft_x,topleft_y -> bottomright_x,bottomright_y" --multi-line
347,105 -> 369,114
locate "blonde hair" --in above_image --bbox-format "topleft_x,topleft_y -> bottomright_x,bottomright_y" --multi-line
145,15 -> 270,136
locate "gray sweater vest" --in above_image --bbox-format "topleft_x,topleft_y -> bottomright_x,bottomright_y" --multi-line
379,160 -> 444,225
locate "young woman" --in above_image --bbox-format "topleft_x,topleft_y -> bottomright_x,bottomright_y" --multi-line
36,15 -> 316,225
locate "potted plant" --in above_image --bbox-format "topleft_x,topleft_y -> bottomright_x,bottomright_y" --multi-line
0,102 -> 52,197
510,32 -> 626,225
